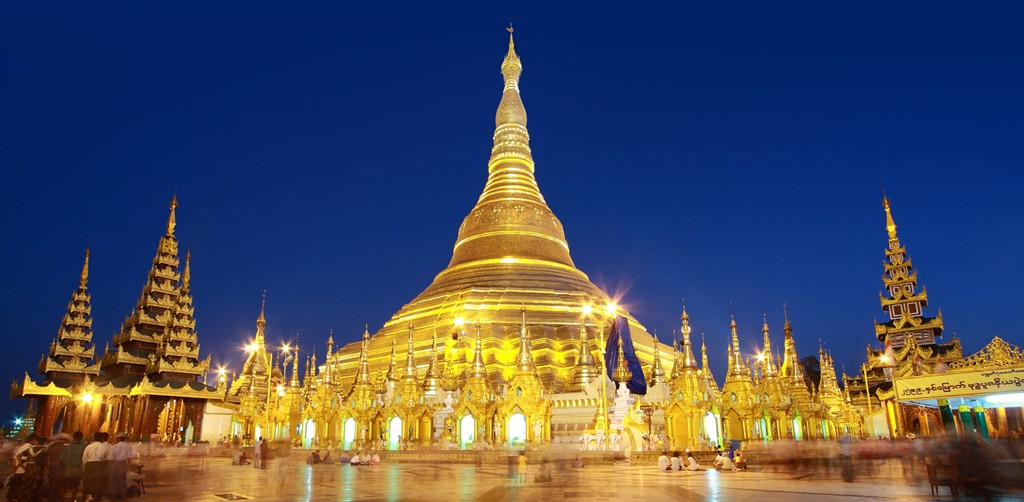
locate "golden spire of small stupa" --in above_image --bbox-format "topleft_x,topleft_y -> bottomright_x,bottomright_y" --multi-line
404,323 -> 418,380
167,193 -> 178,235
883,192 -> 898,241
680,305 -> 698,370
80,247 -> 90,288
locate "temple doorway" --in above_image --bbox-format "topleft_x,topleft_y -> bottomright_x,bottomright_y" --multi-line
343,418 -> 355,450
388,417 -> 402,450
508,413 -> 526,445
704,412 -> 720,448
460,415 -> 475,449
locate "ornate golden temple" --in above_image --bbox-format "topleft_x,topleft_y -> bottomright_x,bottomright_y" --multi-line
12,32 -> 1020,451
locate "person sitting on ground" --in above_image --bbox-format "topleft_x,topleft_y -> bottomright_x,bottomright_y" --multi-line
309,450 -> 322,464
370,452 -> 380,465
715,451 -> 737,471
350,453 -> 361,465
686,452 -> 704,471
339,451 -> 350,464
734,450 -> 747,470
658,451 -> 670,471
572,456 -> 584,469
670,451 -> 682,471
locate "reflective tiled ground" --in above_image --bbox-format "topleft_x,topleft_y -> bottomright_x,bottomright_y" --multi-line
71,455 -> 1023,502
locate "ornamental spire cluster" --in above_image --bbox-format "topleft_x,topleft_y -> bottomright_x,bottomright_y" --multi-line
39,247 -> 100,379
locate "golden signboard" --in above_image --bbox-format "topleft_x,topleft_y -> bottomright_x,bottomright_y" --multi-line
894,367 -> 1024,401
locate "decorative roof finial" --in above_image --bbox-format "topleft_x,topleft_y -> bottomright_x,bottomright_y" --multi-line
182,250 -> 192,288
80,246 -> 90,289
167,192 -> 178,235
883,191 -> 898,240
258,290 -> 267,325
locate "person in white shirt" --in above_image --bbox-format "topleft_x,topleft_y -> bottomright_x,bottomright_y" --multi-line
82,432 -> 110,501
107,432 -> 134,497
657,452 -> 670,471
670,452 -> 682,471
715,452 -> 736,471
350,453 -> 361,465
686,452 -> 704,471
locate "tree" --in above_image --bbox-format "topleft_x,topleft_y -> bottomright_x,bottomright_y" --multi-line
800,355 -> 821,392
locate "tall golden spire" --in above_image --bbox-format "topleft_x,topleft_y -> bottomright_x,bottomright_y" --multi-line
883,193 -> 898,241
727,315 -> 746,376
470,322 -> 487,379
568,314 -> 599,391
79,247 -> 90,288
649,331 -> 666,386
515,305 -> 537,373
40,246 -> 100,379
403,323 -> 418,380
167,194 -> 178,236
421,330 -> 441,395
679,307 -> 698,371
385,338 -> 398,382
356,325 -> 371,384
761,314 -> 777,377
445,28 -> 575,270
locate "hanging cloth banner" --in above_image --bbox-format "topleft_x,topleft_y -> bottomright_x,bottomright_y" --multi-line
603,315 -> 648,395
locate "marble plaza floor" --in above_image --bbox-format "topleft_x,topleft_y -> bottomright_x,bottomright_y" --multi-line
64,455 -> 1022,502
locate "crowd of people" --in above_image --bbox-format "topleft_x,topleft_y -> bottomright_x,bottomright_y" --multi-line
1,431 -> 142,502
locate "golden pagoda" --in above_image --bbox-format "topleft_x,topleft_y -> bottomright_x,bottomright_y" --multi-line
316,31 -> 671,447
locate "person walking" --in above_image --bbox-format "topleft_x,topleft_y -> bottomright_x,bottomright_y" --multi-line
106,433 -> 133,499
258,438 -> 270,470
517,451 -> 527,483
253,437 -> 262,469
82,432 -> 109,502
60,432 -> 86,502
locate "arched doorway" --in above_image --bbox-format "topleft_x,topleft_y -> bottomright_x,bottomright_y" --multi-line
508,413 -> 526,445
303,419 -> 315,449
343,418 -> 355,450
388,417 -> 403,450
704,411 -> 720,449
460,415 -> 475,450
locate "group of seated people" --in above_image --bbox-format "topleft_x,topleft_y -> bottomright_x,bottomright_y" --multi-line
657,449 -> 747,472
337,451 -> 380,466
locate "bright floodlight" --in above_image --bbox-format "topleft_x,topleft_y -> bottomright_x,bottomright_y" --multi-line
605,302 -> 617,316
757,353 -> 765,361
454,317 -> 465,327
281,344 -> 290,353
879,355 -> 890,364
582,304 -> 593,316
81,393 -> 94,403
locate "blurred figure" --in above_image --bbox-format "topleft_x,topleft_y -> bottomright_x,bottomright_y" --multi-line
82,432 -> 109,502
106,432 -> 133,498
61,431 -> 87,502
534,457 -> 552,482
339,451 -> 350,464
734,450 -> 747,471
517,451 -> 527,483
670,451 -> 682,471
838,433 -> 853,482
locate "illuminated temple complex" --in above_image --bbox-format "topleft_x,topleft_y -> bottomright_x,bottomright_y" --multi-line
11,33 -> 1022,450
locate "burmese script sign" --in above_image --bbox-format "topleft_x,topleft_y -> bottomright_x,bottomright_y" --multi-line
894,367 -> 1024,401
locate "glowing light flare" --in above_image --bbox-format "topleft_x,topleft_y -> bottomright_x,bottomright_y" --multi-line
879,355 -> 891,364
454,317 -> 465,328
281,344 -> 290,353
80,393 -> 94,403
757,353 -> 766,362
605,302 -> 618,316
582,304 -> 593,316
14,418 -> 22,426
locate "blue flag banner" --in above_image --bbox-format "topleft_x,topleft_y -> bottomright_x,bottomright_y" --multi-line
603,315 -> 648,395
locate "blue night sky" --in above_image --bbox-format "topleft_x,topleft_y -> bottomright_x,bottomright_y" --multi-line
1,3 -> 1022,422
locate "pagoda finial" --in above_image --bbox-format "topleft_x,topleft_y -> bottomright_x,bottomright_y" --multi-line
80,247 -> 90,288
650,330 -> 666,385
680,305 -> 698,370
883,192 -> 898,240
470,321 -> 487,378
167,193 -> 178,235
404,323 -> 418,379
257,290 -> 267,325
182,250 -> 191,289
516,304 -> 536,372
501,24 -> 522,91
